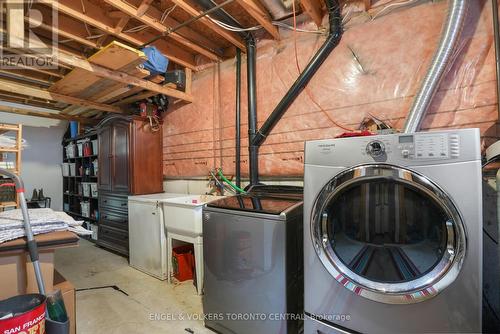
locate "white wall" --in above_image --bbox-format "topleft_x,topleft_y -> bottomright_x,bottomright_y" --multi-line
1,112 -> 67,210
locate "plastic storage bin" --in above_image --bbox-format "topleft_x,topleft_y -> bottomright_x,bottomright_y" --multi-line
92,159 -> 98,175
65,143 -> 76,158
90,183 -> 98,197
68,163 -> 76,176
82,182 -> 90,197
172,245 -> 194,282
91,140 -> 98,155
80,201 -> 90,218
61,163 -> 69,177
76,142 -> 83,157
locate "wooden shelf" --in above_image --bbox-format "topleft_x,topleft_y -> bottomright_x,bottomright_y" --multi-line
0,201 -> 17,208
0,123 -> 21,210
0,147 -> 19,152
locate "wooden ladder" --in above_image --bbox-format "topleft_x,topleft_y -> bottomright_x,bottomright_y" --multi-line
0,123 -> 22,210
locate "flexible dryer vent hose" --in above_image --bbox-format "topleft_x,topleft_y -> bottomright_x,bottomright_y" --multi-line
403,0 -> 468,133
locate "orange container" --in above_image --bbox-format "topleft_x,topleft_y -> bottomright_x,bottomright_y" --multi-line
172,245 -> 194,282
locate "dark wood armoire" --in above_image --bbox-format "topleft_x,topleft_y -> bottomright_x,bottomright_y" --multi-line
96,115 -> 163,256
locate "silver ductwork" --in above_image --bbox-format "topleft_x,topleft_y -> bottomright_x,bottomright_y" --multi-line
403,0 -> 468,133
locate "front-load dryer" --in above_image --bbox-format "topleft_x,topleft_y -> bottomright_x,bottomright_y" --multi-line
303,129 -> 482,333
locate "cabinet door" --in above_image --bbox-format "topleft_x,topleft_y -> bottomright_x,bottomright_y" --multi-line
98,126 -> 112,191
112,121 -> 130,193
129,120 -> 163,195
129,201 -> 166,279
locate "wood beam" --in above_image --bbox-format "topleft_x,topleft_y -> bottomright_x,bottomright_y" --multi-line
0,79 -> 124,113
0,92 -> 60,108
136,0 -> 154,16
185,68 -> 192,96
364,0 -> 371,11
144,5 -> 220,52
236,0 -> 279,39
103,0 -> 221,61
38,0 -> 197,69
114,16 -> 130,33
0,104 -> 95,123
0,53 -> 65,78
169,0 -> 246,50
300,0 -> 324,27
27,5 -> 98,49
6,0 -> 24,48
0,69 -> 53,86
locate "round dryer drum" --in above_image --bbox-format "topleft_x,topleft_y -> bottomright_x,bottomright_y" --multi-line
311,164 -> 466,304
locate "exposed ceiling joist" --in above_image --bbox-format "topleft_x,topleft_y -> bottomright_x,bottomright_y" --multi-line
38,0 -> 197,69
144,4 -> 221,51
136,0 -> 154,16
169,0 -> 246,50
0,79 -> 123,113
26,5 -> 99,49
236,0 -> 279,39
103,0 -> 222,61
0,103 -> 95,123
300,0 -> 324,27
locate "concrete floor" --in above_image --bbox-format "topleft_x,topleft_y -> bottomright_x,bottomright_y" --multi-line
55,239 -> 214,334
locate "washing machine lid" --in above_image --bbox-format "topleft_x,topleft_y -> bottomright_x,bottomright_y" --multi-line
207,185 -> 303,215
311,164 -> 466,304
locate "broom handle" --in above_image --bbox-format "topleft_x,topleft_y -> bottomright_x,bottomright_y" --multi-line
0,168 -> 46,295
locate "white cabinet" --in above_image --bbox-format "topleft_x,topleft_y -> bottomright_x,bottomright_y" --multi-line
128,200 -> 167,280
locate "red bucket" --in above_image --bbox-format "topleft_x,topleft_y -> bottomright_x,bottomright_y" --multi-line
172,245 -> 195,282
0,294 -> 46,334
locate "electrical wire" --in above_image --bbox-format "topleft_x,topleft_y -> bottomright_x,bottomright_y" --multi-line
273,21 -> 326,34
371,0 -> 420,20
161,5 -> 177,23
209,17 -> 261,31
208,16 -> 324,34
290,1 -> 354,132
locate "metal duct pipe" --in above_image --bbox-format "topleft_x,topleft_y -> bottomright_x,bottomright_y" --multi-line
235,49 -> 242,187
403,0 -> 468,133
251,0 -> 343,149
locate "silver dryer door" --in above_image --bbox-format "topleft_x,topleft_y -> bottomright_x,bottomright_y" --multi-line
311,164 -> 466,304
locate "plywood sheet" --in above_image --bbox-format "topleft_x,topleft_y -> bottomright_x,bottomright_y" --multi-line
49,41 -> 146,97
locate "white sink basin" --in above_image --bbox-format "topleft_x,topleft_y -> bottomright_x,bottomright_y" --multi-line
163,195 -> 222,236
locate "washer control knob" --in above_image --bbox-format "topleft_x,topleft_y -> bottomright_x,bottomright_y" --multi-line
366,141 -> 385,157
402,149 -> 410,158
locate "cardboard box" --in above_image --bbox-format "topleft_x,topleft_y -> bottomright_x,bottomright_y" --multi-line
54,270 -> 76,334
0,231 -> 78,300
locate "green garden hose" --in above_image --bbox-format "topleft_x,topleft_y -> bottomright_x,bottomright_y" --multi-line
218,169 -> 246,193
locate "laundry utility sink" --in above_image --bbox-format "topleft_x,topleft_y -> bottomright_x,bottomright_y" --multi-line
163,195 -> 221,236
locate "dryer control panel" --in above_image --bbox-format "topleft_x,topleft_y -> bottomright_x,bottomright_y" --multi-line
397,133 -> 460,160
304,128 -> 480,167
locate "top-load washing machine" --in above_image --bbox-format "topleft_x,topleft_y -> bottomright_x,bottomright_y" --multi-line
303,129 -> 482,333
